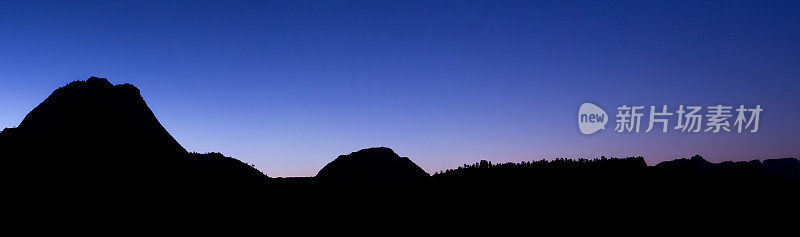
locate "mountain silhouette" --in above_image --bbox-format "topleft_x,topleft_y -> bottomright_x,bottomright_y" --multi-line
0,77 -> 266,189
316,147 -> 429,184
1,77 -> 185,158
0,77 -> 797,215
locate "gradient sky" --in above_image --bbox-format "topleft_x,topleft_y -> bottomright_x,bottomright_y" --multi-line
1,0 -> 799,177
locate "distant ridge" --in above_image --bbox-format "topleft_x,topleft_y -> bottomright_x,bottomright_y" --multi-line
433,155 -> 800,182
656,155 -> 800,180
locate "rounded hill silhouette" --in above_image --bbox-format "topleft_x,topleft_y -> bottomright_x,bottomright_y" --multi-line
316,147 -> 429,184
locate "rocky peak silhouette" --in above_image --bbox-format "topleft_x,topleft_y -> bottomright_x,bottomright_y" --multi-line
2,76 -> 185,158
86,76 -> 113,88
0,77 -> 266,189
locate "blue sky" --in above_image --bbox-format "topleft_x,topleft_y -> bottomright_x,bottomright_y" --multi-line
1,0 -> 799,176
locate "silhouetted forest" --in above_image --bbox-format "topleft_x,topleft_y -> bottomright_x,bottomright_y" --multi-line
438,156 -> 648,173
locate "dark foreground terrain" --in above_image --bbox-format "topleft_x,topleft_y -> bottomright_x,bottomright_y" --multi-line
1,78 -> 797,219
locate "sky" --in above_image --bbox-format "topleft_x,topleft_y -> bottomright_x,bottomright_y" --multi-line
1,0 -> 798,177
